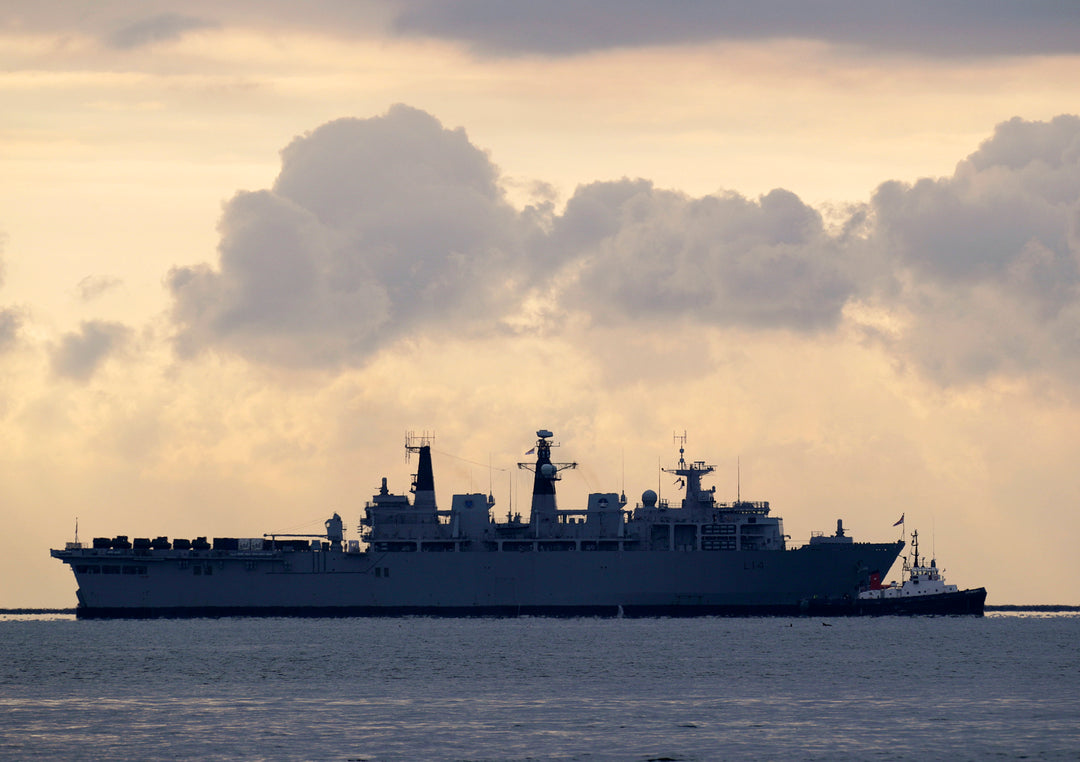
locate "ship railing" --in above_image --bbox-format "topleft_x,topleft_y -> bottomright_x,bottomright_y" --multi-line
717,500 -> 771,515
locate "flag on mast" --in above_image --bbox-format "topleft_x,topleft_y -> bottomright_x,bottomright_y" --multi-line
892,513 -> 905,527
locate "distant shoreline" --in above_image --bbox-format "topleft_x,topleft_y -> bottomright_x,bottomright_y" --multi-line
3,605 -> 1079,615
985,605 -> 1080,612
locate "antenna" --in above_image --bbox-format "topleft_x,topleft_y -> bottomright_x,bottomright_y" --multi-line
674,430 -> 688,468
404,430 -> 435,461
620,448 -> 627,505
737,457 -> 741,503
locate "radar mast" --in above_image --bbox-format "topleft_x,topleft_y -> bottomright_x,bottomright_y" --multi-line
405,430 -> 437,510
662,431 -> 717,510
517,429 -> 577,531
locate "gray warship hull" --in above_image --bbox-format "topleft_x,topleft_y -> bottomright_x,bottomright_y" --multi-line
54,542 -> 902,619
52,431 -> 907,619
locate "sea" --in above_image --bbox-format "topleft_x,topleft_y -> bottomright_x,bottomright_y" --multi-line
1,612 -> 1077,761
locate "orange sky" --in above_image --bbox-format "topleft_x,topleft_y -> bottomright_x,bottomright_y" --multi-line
3,3 -> 1080,607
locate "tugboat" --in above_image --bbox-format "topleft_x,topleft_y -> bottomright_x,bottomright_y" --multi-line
854,530 -> 986,615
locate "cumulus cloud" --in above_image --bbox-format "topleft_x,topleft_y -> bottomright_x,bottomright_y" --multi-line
51,320 -> 133,381
166,106 -> 1080,388
550,181 -> 853,330
874,115 -> 1080,287
866,114 -> 1080,384
168,105 -> 874,369
168,104 -> 534,368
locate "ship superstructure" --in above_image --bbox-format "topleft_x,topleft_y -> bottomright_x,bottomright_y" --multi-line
52,430 -> 905,618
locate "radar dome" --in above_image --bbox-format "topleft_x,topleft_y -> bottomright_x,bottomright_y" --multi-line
540,463 -> 557,478
641,489 -> 657,507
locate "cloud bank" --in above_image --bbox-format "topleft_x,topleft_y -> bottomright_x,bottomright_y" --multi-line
107,12 -> 217,49
167,106 -> 1080,388
7,2 -> 1080,58
391,0 -> 1080,58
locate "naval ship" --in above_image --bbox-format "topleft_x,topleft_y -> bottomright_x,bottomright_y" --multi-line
52,430 -> 904,618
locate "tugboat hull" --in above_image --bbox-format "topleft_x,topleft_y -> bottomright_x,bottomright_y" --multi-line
853,587 -> 987,616
804,587 -> 987,616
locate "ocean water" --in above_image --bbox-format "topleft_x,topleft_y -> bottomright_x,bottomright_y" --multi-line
1,613 -> 1077,761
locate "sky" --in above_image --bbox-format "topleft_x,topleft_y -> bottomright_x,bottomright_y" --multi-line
3,1 -> 1080,607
